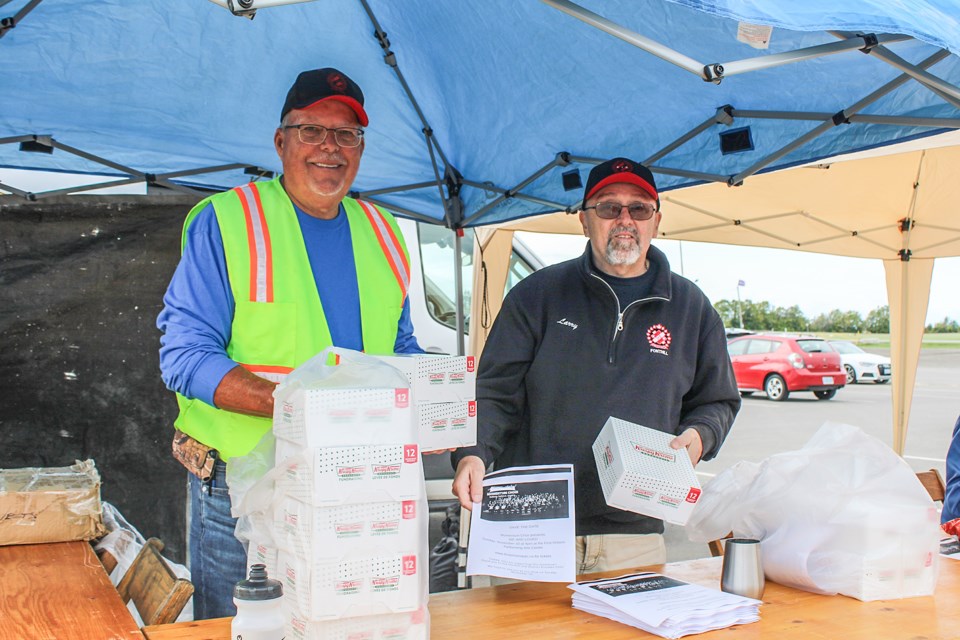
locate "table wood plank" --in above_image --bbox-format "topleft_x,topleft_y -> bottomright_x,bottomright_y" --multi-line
0,540 -> 144,640
143,557 -> 960,640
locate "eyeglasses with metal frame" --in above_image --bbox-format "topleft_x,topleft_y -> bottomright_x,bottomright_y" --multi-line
583,201 -> 658,220
282,124 -> 364,148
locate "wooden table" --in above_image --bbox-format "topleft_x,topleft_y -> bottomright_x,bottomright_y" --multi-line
142,556 -> 960,639
0,540 -> 143,640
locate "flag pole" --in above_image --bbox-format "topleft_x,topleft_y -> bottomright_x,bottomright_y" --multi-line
736,280 -> 745,328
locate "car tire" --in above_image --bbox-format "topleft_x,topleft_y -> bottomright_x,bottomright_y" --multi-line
814,389 -> 837,400
875,379 -> 889,384
844,365 -> 857,385
764,374 -> 788,401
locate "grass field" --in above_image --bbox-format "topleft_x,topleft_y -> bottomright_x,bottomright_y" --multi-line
820,332 -> 960,349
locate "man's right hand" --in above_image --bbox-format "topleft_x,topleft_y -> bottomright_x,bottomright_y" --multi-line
451,455 -> 486,511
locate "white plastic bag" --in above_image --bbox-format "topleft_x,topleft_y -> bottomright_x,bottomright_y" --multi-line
227,346 -> 415,556
93,502 -> 194,623
278,346 -> 408,394
687,422 -> 941,601
228,347 -> 410,517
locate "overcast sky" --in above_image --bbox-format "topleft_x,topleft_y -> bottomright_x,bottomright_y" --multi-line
518,231 -> 959,326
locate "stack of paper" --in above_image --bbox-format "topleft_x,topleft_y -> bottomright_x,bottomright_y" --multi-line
569,572 -> 760,639
941,536 -> 960,559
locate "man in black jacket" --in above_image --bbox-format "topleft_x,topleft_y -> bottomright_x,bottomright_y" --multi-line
451,157 -> 740,573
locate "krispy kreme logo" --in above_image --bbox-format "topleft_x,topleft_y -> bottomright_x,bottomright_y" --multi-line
633,443 -> 675,462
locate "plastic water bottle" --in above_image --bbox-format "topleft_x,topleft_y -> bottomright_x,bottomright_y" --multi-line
231,564 -> 285,640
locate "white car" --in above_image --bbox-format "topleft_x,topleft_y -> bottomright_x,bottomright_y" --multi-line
828,340 -> 892,384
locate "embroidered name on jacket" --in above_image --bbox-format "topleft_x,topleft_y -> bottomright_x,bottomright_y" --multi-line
646,323 -> 672,355
556,318 -> 579,330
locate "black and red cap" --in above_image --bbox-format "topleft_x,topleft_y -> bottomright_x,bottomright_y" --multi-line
582,157 -> 659,209
280,68 -> 368,126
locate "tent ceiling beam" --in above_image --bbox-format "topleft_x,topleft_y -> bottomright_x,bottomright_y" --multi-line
830,31 -> 960,108
543,0 -> 925,86
0,180 -> 29,198
712,33 -> 912,80
0,134 -> 36,145
359,0 -> 463,232
460,179 -> 570,213
731,109 -> 960,129
0,0 -> 42,39
645,108 -> 733,165
730,49 -> 951,186
0,135 -> 263,199
647,165 -> 732,185
352,180 -> 438,198
461,155 -> 567,227
663,197 -> 903,255
913,233 -> 960,254
566,153 -> 733,190
542,0 -> 705,78
359,0 -> 452,174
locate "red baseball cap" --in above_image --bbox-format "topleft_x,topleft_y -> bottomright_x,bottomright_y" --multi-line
280,68 -> 368,126
582,157 -> 659,208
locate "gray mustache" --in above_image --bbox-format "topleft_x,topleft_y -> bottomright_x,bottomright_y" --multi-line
608,226 -> 639,241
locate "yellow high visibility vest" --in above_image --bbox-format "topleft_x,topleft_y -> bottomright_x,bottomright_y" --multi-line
174,178 -> 410,460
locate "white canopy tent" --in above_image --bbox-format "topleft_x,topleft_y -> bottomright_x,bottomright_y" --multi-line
470,139 -> 960,454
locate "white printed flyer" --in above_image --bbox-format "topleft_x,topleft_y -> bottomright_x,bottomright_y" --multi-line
466,464 -> 576,582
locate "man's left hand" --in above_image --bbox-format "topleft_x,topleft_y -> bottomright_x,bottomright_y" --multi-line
670,428 -> 703,467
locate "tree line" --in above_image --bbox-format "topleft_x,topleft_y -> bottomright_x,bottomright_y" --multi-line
714,300 -> 960,334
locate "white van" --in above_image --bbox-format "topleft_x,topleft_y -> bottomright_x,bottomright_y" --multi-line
397,218 -> 547,508
397,218 -> 545,355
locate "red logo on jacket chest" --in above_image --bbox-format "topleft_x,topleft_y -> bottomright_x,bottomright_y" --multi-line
646,324 -> 672,352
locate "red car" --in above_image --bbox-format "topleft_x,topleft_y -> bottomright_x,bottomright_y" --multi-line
726,334 -> 845,401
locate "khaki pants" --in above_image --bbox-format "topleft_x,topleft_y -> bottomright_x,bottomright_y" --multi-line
489,532 -> 665,586
576,533 -> 666,575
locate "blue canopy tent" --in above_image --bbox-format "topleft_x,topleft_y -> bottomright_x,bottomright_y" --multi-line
2,0 -> 959,221
2,0 -> 960,451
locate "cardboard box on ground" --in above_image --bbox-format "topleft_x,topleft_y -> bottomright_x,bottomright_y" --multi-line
0,459 -> 105,545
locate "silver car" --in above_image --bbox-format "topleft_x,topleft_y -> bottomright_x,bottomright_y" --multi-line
828,340 -> 892,384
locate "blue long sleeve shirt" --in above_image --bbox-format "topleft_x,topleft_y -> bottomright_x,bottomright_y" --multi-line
157,200 -> 422,406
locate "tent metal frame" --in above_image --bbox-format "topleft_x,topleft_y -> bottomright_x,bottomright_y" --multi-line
0,0 -> 42,40
4,2 -> 959,239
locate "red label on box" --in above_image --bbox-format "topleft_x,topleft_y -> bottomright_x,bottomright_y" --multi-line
402,555 -> 417,575
404,444 -> 419,463
402,500 -> 416,519
685,487 -> 701,503
467,356 -> 475,372
468,400 -> 477,417
395,388 -> 410,408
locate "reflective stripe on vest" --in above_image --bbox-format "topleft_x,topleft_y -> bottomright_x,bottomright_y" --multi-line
236,185 -> 409,305
357,199 -> 410,301
234,183 -> 273,303
241,363 -> 293,384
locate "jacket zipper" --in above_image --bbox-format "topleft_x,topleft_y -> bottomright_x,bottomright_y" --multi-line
589,273 -> 668,364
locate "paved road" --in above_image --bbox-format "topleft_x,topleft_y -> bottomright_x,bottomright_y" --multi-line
665,348 -> 960,562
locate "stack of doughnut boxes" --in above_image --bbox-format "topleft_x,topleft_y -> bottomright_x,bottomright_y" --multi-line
260,353 -> 476,639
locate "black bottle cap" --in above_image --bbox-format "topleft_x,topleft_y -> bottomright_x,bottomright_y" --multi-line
234,564 -> 283,601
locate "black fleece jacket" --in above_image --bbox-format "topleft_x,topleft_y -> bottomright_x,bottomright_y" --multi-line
452,243 -> 741,535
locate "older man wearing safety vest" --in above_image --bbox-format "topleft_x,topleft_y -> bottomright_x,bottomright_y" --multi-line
157,67 -> 421,619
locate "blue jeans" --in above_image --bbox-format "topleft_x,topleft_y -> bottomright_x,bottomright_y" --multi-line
188,459 -> 247,620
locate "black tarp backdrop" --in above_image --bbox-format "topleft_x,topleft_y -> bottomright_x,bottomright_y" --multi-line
0,194 -> 204,562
